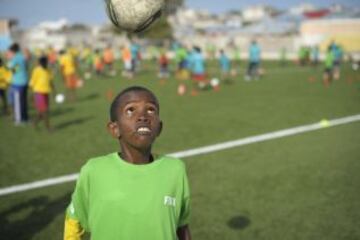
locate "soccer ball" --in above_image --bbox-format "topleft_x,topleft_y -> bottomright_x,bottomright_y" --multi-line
104,0 -> 165,32
55,94 -> 65,104
210,78 -> 220,87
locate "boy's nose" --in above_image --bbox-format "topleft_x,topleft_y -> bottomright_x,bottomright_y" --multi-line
137,113 -> 149,122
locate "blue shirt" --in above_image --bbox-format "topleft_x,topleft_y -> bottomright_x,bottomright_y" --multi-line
130,44 -> 140,60
190,51 -> 205,74
219,54 -> 230,71
249,43 -> 261,63
8,52 -> 28,86
311,48 -> 319,60
331,45 -> 342,61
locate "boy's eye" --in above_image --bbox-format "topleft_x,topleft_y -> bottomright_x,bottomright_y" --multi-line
147,107 -> 156,114
125,107 -> 135,115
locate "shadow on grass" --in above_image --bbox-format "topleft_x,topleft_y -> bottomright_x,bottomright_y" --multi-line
54,116 -> 93,130
78,93 -> 100,102
50,107 -> 74,117
0,192 -> 71,240
227,215 -> 251,230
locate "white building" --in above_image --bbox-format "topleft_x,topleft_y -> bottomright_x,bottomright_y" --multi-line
19,19 -> 70,50
289,3 -> 316,15
242,5 -> 275,23
300,18 -> 360,52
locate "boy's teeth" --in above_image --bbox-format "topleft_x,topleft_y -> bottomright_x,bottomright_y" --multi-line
137,127 -> 150,132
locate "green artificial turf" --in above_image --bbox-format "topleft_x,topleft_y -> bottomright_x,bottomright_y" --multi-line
0,60 -> 359,239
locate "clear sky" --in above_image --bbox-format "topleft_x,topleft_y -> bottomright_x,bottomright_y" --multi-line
0,0 -> 359,28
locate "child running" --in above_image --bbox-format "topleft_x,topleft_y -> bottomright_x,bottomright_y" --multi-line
29,56 -> 55,131
64,86 -> 192,240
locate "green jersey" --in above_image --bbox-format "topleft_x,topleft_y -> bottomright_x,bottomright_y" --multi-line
325,51 -> 334,69
67,153 -> 191,240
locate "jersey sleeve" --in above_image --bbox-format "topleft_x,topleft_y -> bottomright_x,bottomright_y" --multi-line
178,163 -> 191,227
66,165 -> 91,231
64,216 -> 84,240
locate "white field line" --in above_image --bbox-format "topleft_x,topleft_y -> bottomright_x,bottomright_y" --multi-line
1,114 -> 360,197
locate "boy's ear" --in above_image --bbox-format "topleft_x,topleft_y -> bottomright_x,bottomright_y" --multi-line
107,122 -> 121,138
157,121 -> 163,137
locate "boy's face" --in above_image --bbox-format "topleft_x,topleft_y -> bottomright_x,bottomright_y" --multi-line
108,90 -> 162,151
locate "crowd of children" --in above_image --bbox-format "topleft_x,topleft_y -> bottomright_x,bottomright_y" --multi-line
0,39 -> 351,131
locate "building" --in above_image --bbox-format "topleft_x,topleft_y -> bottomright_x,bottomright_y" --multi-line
242,5 -> 277,23
300,18 -> 360,52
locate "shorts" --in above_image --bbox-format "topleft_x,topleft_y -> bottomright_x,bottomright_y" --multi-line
192,73 -> 206,82
324,68 -> 332,75
65,74 -> 78,89
34,93 -> 49,113
124,60 -> 132,71
160,65 -> 168,74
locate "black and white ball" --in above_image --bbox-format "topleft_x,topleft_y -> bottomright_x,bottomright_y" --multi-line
105,0 -> 165,32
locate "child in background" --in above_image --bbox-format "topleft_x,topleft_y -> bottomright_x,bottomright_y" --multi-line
47,46 -> 58,70
130,42 -> 141,73
93,49 -> 104,75
246,40 -> 261,81
175,45 -> 188,78
311,45 -> 319,67
121,45 -> 133,78
7,43 -> 29,124
158,49 -> 170,80
0,57 -> 11,115
59,49 -> 78,101
29,56 -> 55,131
331,42 -> 343,80
219,49 -> 231,83
64,86 -> 191,240
82,46 -> 93,79
103,45 -> 116,76
323,46 -> 334,87
189,46 -> 206,92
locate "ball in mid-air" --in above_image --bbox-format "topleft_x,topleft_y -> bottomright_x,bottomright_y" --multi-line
105,0 -> 165,32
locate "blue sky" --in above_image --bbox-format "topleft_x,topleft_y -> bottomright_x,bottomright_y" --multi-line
0,0 -> 359,28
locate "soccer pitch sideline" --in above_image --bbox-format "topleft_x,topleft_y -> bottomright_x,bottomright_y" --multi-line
0,61 -> 359,239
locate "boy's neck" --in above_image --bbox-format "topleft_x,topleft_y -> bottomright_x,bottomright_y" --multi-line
119,147 -> 153,165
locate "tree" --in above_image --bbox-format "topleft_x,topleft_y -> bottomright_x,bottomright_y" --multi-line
137,17 -> 173,40
164,0 -> 184,15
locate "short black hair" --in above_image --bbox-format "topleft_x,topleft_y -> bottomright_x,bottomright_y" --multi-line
193,46 -> 201,53
110,86 -> 159,122
39,56 -> 48,68
9,43 -> 20,53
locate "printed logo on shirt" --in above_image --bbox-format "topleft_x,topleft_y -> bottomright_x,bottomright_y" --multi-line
164,196 -> 176,207
69,203 -> 75,215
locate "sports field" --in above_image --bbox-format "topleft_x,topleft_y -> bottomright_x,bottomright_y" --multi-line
0,60 -> 359,239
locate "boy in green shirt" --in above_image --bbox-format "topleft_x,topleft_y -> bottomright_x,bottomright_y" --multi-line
323,46 -> 334,87
64,86 -> 191,240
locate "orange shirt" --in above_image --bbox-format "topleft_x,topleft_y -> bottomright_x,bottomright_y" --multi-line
122,48 -> 131,62
103,48 -> 114,64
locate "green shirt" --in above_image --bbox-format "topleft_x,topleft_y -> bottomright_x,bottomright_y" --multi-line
67,153 -> 191,240
325,51 -> 334,68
